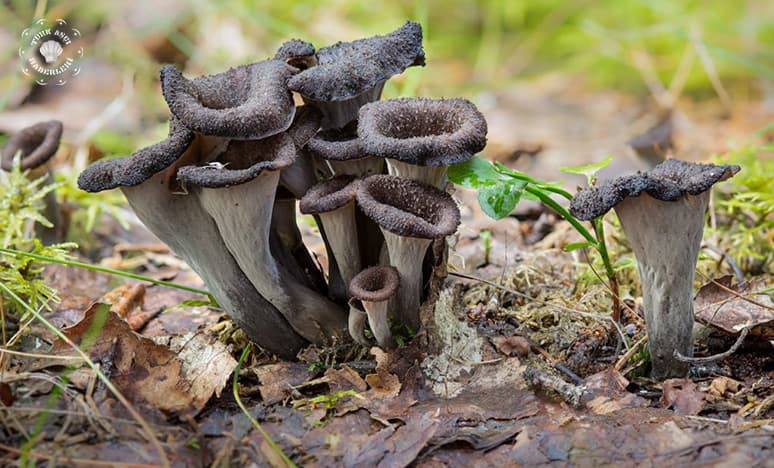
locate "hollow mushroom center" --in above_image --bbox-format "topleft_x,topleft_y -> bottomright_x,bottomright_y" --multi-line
374,110 -> 463,139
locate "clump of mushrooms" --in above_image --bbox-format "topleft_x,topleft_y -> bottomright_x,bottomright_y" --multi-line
79,22 -> 487,355
1,120 -> 65,244
570,159 -> 740,379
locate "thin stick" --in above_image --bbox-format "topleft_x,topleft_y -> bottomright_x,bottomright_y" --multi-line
614,335 -> 648,371
674,327 -> 749,364
0,442 -> 160,468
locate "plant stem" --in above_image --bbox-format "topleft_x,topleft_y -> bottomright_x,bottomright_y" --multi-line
594,219 -> 621,322
0,247 -> 214,300
523,186 -> 597,245
233,343 -> 296,468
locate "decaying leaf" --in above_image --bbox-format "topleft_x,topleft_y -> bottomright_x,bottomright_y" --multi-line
661,378 -> 706,416
253,362 -> 315,405
582,368 -> 648,415
45,303 -> 232,415
695,276 -> 774,338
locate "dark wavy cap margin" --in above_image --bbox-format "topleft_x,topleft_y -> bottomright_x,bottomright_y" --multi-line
299,175 -> 358,214
1,120 -> 63,171
357,97 -> 487,167
78,118 -> 194,193
287,21 -> 425,102
569,159 -> 741,221
161,59 -> 296,140
356,174 -> 460,239
349,265 -> 400,303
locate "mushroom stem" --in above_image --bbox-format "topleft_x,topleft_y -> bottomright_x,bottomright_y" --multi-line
317,202 -> 361,288
121,173 -> 306,359
329,157 -> 384,178
303,83 -> 385,130
270,197 -> 327,292
194,170 -> 347,344
615,192 -> 708,379
382,232 -> 432,331
348,304 -> 370,346
387,159 -> 446,188
363,299 -> 395,349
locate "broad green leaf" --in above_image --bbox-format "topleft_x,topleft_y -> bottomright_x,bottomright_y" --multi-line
560,155 -> 613,185
448,157 -> 502,189
563,241 -> 593,252
477,180 -> 526,220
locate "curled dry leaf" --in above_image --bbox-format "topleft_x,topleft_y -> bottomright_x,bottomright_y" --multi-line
694,275 -> 774,338
661,378 -> 706,416
491,335 -> 530,357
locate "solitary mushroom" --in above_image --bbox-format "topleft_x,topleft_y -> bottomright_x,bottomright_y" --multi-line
356,175 -> 461,330
177,125 -> 347,344
287,21 -> 425,130
78,118 -> 307,359
569,159 -> 740,379
350,265 -> 400,349
1,120 -> 64,243
358,97 -> 487,187
160,60 -> 297,140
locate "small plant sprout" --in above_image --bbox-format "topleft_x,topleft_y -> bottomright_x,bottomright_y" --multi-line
448,156 -> 622,320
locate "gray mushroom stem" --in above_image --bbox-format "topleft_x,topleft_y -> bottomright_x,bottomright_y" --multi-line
614,192 -> 708,378
185,163 -> 346,344
316,202 -> 361,287
382,233 -> 432,330
387,159 -> 447,188
270,197 -> 327,291
348,303 -> 370,346
363,298 -> 395,348
304,83 -> 385,130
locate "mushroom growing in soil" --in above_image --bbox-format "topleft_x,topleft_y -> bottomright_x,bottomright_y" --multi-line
357,97 -> 488,187
569,159 -> 740,379
177,119 -> 347,345
286,21 -> 425,130
356,175 -> 461,331
1,120 -> 64,244
350,265 -> 401,349
78,118 -> 307,359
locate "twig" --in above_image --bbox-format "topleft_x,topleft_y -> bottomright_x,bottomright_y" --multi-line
449,270 -> 629,347
674,327 -> 749,364
696,270 -> 774,311
702,244 -> 744,283
614,335 -> 648,371
449,355 -> 503,366
530,343 -> 584,385
523,367 -> 585,408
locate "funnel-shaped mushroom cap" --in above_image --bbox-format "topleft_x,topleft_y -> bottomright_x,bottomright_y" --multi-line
299,175 -> 358,215
569,159 -> 741,221
78,118 -> 195,192
350,265 -> 400,303
287,21 -> 425,102
358,97 -> 487,167
160,60 -> 296,140
274,39 -> 317,70
356,175 -> 460,239
1,120 -> 63,171
305,124 -> 363,162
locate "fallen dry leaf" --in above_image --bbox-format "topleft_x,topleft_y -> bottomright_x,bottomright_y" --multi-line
101,283 -> 146,319
661,379 -> 706,416
582,368 -> 648,415
325,365 -> 368,393
707,376 -> 743,399
491,335 -> 530,357
46,303 -> 221,415
253,362 -> 315,405
695,276 -> 774,338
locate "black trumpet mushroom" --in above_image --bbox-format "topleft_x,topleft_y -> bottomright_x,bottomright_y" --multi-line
1,120 -> 65,244
356,175 -> 461,331
350,265 -> 400,349
570,159 -> 740,379
78,118 -> 307,359
358,97 -> 487,187
286,21 -> 425,130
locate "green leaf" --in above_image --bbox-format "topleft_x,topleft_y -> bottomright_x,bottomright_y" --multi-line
477,180 -> 526,220
448,157 -> 503,189
563,241 -> 593,252
560,155 -> 613,185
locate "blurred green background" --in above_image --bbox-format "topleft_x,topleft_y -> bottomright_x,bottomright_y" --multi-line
2,0 -> 773,112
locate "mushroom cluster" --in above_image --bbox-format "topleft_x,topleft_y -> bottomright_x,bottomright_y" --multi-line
78,22 -> 488,357
570,159 -> 740,379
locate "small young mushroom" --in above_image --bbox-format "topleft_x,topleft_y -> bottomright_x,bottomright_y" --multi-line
160,60 -> 297,140
356,175 -> 461,331
350,265 -> 400,349
347,301 -> 370,346
569,159 -> 740,379
78,118 -> 307,359
287,21 -> 425,130
1,120 -> 64,244
357,97 -> 487,187
177,127 -> 347,344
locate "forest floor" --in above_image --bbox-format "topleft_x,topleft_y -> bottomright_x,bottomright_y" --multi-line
1,79 -> 772,467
